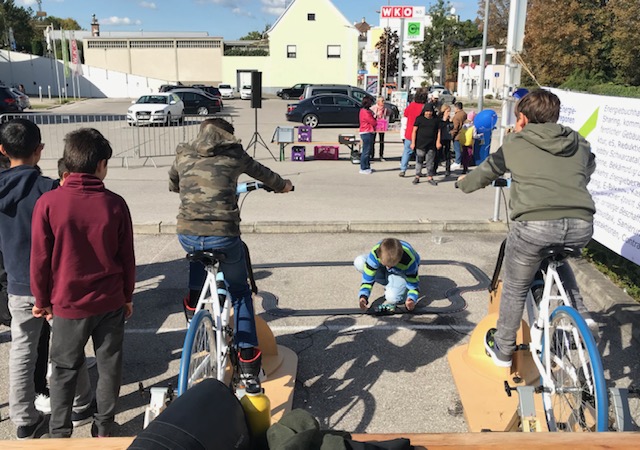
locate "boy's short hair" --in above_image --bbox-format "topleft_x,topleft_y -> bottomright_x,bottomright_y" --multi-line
0,119 -> 41,159
379,238 -> 404,267
63,128 -> 113,174
200,118 -> 235,135
57,157 -> 68,179
455,101 -> 463,110
515,89 -> 560,124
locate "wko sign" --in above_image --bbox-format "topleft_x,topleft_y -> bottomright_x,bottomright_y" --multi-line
380,6 -> 425,19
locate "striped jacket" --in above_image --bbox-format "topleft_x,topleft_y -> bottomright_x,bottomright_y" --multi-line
359,241 -> 421,302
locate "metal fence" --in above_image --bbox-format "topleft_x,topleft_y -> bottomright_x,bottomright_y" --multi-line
0,113 -> 233,166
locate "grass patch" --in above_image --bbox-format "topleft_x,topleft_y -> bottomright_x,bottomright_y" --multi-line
583,241 -> 640,302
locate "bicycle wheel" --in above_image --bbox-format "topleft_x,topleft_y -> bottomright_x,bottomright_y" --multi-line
542,305 -> 608,431
177,310 -> 217,396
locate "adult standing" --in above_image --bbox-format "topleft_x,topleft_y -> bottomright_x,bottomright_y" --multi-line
399,90 -> 428,177
358,96 -> 376,175
451,102 -> 467,170
370,96 -> 390,161
437,104 -> 454,177
410,103 -> 441,186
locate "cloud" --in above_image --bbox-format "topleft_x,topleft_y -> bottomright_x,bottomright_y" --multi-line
232,7 -> 253,18
261,0 -> 287,16
101,16 -> 143,26
199,0 -> 254,17
139,1 -> 156,9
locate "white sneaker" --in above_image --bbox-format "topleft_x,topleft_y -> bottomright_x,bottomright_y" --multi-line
359,169 -> 373,175
450,163 -> 462,170
34,393 -> 51,414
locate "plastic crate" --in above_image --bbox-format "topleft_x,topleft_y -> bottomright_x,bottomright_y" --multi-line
298,126 -> 312,142
313,145 -> 339,160
291,146 -> 306,161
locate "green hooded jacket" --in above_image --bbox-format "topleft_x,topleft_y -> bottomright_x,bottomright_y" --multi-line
458,123 -> 596,222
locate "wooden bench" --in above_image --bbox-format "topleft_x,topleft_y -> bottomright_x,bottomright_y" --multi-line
5,432 -> 639,449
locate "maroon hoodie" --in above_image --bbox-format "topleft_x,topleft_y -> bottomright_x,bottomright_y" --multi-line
30,173 -> 135,319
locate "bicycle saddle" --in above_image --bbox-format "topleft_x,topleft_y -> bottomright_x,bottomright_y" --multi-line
186,250 -> 227,266
538,245 -> 582,261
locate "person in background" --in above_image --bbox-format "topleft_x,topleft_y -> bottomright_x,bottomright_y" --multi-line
451,102 -> 467,171
410,103 -> 441,186
358,96 -> 376,175
370,96 -> 390,162
399,90 -> 428,177
437,104 -> 454,177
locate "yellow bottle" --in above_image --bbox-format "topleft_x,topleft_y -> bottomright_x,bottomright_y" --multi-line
240,382 -> 271,443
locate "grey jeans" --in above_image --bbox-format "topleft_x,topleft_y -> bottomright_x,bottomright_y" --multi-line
495,219 -> 593,356
9,295 -> 92,427
415,148 -> 436,177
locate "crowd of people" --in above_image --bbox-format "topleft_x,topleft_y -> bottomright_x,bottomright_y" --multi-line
358,87 -> 479,182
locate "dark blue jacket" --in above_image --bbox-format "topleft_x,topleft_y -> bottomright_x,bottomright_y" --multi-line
0,165 -> 58,296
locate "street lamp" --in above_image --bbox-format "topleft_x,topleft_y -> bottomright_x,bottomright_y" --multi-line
439,7 -> 456,85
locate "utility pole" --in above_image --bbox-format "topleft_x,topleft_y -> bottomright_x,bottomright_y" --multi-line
478,0 -> 490,111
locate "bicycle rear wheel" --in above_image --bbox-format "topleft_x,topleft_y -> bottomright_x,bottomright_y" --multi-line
177,310 -> 217,396
542,306 -> 608,431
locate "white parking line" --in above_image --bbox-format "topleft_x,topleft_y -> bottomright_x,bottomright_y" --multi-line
122,323 -> 475,335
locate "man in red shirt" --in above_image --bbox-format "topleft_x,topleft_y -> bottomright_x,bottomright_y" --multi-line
31,128 -> 135,438
399,90 -> 428,177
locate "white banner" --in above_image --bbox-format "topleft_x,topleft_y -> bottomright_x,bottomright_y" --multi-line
550,88 -> 640,265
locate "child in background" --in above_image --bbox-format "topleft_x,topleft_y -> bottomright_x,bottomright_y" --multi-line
460,110 -> 476,174
31,128 -> 135,438
355,238 -> 421,312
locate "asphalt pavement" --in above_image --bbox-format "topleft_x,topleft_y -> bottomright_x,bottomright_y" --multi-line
0,97 -> 638,439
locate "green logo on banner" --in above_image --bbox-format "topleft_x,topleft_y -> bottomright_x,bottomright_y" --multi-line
407,22 -> 421,37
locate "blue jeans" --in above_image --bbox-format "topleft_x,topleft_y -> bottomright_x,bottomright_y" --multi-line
495,219 -> 593,357
400,139 -> 415,172
354,254 -> 408,303
360,132 -> 374,170
178,235 -> 257,349
453,140 -> 462,165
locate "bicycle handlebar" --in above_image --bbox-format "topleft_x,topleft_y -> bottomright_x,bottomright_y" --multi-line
236,181 -> 294,194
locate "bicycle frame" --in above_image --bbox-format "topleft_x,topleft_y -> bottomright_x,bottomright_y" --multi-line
195,263 -> 232,382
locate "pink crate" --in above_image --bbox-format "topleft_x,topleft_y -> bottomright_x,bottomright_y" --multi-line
298,126 -> 312,142
291,146 -> 306,161
314,145 -> 339,160
375,119 -> 388,132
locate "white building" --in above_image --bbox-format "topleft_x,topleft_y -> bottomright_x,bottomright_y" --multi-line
456,46 -> 508,99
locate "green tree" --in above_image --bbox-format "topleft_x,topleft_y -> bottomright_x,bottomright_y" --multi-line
608,0 -> 640,85
375,28 -> 403,83
239,25 -> 270,40
0,0 -> 37,51
477,0 -> 509,46
45,16 -> 83,31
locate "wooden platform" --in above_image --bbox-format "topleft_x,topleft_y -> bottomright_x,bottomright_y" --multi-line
5,432 -> 639,449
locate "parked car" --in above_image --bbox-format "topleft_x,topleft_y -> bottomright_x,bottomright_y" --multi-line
277,83 -> 310,100
127,93 -> 184,126
191,85 -> 222,99
10,87 -> 30,110
0,86 -> 22,113
158,83 -> 185,93
240,85 -> 252,100
300,84 -> 399,122
218,84 -> 235,99
285,93 -> 363,128
430,88 -> 456,105
171,88 -> 222,114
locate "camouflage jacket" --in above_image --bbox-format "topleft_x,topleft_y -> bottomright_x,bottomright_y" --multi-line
168,125 -> 287,236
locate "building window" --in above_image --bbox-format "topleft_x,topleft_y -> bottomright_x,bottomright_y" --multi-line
287,45 -> 297,58
327,45 -> 341,59
308,13 -> 315,21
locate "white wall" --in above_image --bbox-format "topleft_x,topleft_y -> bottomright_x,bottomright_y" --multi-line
0,50 -> 170,99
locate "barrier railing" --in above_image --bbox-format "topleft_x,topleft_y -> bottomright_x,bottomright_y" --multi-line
0,113 -> 232,166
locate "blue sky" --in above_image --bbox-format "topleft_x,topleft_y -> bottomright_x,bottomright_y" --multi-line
24,1 -> 479,40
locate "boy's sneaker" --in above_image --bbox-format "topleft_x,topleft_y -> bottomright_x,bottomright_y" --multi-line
72,400 -> 96,427
34,392 -> 51,414
398,171 -> 405,177
91,422 -> 110,438
182,295 -> 196,323
484,328 -> 512,368
238,347 -> 263,383
17,413 -> 46,440
359,169 -> 373,175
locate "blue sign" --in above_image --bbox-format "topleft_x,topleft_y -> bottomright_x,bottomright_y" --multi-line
494,73 -> 499,77
358,69 -> 368,75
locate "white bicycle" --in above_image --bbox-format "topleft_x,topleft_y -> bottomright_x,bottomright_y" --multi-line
492,240 -> 608,432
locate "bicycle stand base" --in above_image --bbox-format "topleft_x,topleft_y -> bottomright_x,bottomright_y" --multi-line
143,387 -> 172,429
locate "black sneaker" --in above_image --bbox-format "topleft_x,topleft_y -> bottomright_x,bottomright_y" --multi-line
72,400 -> 96,427
398,171 -> 405,177
412,177 -> 419,185
91,422 -> 110,438
238,347 -> 263,383
484,328 -> 512,368
428,179 -> 438,186
17,413 -> 46,440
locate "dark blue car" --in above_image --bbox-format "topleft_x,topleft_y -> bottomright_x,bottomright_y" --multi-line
285,94 -> 362,128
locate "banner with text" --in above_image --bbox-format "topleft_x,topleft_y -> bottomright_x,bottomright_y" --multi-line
550,88 -> 640,265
